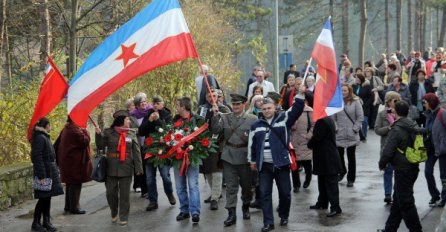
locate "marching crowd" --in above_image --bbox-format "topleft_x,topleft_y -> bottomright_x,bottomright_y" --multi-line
28,47 -> 446,232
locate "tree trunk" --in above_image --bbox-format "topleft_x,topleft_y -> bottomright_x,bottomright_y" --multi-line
414,0 -> 420,51
38,0 -> 51,72
329,0 -> 334,34
5,25 -> 11,87
69,0 -> 78,78
420,3 -> 426,51
384,0 -> 389,54
439,6 -> 446,47
437,8 -> 440,47
342,0 -> 349,54
408,0 -> 413,53
396,0 -> 402,51
359,0 -> 367,66
0,0 -> 5,92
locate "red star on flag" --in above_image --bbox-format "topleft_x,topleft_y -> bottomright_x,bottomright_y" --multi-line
115,43 -> 139,67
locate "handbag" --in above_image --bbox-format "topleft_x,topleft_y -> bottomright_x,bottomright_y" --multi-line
343,108 -> 366,141
33,176 -> 52,191
91,154 -> 107,182
261,121 -> 298,171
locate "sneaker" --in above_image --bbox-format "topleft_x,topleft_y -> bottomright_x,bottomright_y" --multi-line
429,196 -> 440,206
384,195 -> 392,204
192,214 -> 200,223
346,181 -> 354,187
135,187 -> 141,193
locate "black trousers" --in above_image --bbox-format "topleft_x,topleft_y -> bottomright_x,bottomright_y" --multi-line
34,197 -> 51,223
65,184 -> 82,211
291,160 -> 312,188
369,104 -> 380,129
384,169 -> 422,232
316,175 -> 341,212
133,150 -> 147,194
416,111 -> 426,127
337,146 -> 357,182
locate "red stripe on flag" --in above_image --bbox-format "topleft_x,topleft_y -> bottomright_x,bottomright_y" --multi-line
70,32 -> 198,127
311,44 -> 337,73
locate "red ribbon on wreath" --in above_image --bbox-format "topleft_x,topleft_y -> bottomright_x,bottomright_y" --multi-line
179,147 -> 191,176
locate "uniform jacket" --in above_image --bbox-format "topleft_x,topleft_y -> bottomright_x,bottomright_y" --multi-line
307,117 -> 342,175
31,128 -> 64,199
96,128 -> 143,177
57,122 -> 92,184
378,117 -> 424,171
290,106 -> 313,161
248,96 -> 305,171
333,99 -> 364,148
211,111 -> 257,165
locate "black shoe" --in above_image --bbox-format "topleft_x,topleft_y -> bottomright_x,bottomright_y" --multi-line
224,208 -> 236,227
242,204 -> 250,219
141,193 -> 148,198
63,208 -> 70,212
210,200 -> 218,210
309,204 -> 328,210
146,202 -> 158,211
438,200 -> 446,207
204,196 -> 212,203
338,174 -> 345,182
192,214 -> 200,223
43,216 -> 57,232
293,187 -> 300,193
31,221 -> 47,232
176,212 -> 190,221
261,224 -> 275,232
167,194 -> 176,205
303,180 -> 310,189
70,209 -> 86,214
384,195 -> 392,204
346,181 -> 354,187
280,218 -> 288,226
429,196 -> 440,205
250,200 -> 261,209
276,205 -> 279,212
376,230 -> 386,232
326,209 -> 342,217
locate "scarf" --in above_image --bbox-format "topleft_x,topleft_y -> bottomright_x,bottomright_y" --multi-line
288,87 -> 297,107
130,105 -> 152,119
114,126 -> 128,162
417,82 -> 426,111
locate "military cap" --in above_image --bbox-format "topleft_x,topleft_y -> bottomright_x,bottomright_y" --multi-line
113,109 -> 129,118
229,93 -> 247,103
266,91 -> 281,104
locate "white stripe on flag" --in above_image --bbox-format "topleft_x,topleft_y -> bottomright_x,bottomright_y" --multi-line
316,28 -> 334,50
68,8 -> 190,112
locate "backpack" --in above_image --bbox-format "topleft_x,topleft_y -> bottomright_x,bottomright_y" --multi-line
397,133 -> 427,164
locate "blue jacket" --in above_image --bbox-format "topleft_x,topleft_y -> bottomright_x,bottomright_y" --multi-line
248,96 -> 305,171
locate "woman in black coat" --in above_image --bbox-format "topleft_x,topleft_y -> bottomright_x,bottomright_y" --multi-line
352,74 -> 373,140
30,117 -> 64,232
307,116 -> 342,217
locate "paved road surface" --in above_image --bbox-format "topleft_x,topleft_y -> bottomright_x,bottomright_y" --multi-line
0,132 -> 444,232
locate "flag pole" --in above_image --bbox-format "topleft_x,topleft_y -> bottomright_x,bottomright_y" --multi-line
88,115 -> 98,128
302,57 -> 313,84
196,57 -> 217,106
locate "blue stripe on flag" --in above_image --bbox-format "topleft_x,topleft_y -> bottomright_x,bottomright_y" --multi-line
69,0 -> 180,85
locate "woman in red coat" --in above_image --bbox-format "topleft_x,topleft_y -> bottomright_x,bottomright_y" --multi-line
57,117 -> 92,214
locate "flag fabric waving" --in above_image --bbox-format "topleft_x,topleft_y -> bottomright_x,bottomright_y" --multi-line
67,0 -> 198,127
311,17 -> 343,122
27,57 -> 68,139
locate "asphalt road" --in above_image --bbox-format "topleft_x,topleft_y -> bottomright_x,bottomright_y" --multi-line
0,132 -> 444,232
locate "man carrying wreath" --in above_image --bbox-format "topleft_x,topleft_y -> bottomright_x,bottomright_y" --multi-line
211,94 -> 258,227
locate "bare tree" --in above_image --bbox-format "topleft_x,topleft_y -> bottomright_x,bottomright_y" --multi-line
329,0 -> 334,33
359,0 -> 367,65
440,5 -> 446,47
342,0 -> 349,54
415,0 -> 420,50
396,0 -> 402,51
421,2 -> 426,50
38,0 -> 51,72
0,0 -> 5,91
408,0 -> 413,53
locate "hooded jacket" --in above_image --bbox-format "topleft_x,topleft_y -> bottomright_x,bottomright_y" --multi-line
379,117 -> 425,171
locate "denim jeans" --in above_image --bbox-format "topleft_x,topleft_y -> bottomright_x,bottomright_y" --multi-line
424,153 -> 446,200
174,165 -> 200,215
384,168 -> 422,232
362,116 -> 369,138
145,162 -> 173,203
384,164 -> 394,196
259,163 -> 291,225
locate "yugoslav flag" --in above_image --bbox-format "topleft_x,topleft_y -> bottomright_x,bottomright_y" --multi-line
311,17 -> 343,122
68,0 -> 198,127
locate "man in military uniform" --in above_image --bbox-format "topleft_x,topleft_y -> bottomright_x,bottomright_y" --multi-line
211,94 -> 258,227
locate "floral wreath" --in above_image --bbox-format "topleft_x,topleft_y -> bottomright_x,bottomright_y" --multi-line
143,116 -> 218,176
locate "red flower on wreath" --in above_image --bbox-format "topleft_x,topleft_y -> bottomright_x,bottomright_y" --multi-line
201,138 -> 210,147
183,128 -> 189,132
164,134 -> 172,142
145,137 -> 153,146
175,150 -> 183,160
174,121 -> 182,127
174,134 -> 183,141
144,152 -> 154,160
